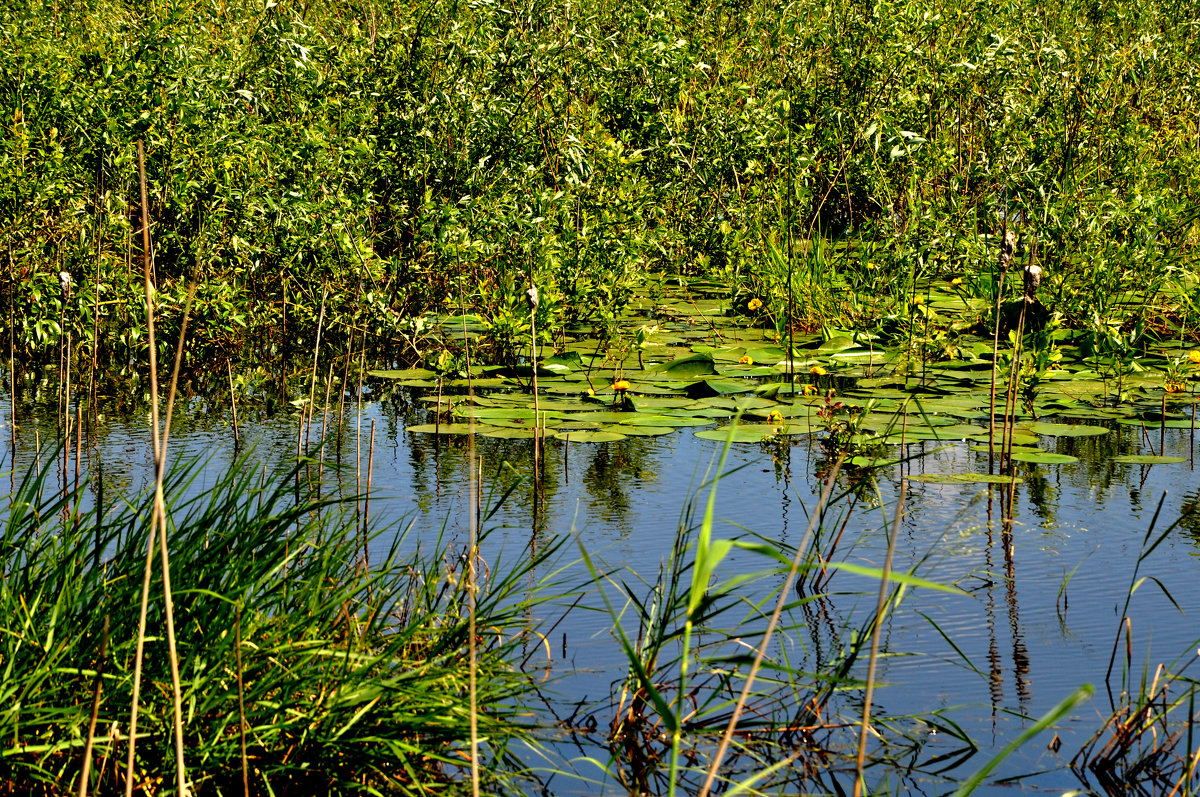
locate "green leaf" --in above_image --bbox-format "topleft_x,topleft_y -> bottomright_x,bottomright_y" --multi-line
649,353 -> 718,378
907,473 -> 1025,484
1008,451 -> 1079,464
822,562 -> 968,595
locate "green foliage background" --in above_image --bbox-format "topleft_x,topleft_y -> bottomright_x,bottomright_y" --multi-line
2,0 -> 1198,365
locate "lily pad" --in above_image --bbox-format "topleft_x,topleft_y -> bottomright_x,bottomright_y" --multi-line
608,425 -> 675,437
371,368 -> 437,380
477,427 -> 555,439
694,424 -> 813,443
623,414 -> 712,427
558,430 -> 627,443
1007,451 -> 1079,464
686,379 -> 756,398
967,430 -> 1041,447
407,423 -> 504,436
848,455 -> 902,468
649,353 -> 718,378
1115,418 -> 1195,429
1111,455 -> 1188,464
1022,422 -> 1109,437
906,473 -> 1025,484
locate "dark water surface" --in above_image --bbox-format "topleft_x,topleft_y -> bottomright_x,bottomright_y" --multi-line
4,379 -> 1199,796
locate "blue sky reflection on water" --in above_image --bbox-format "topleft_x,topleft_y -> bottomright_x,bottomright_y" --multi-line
3,389 -> 1199,795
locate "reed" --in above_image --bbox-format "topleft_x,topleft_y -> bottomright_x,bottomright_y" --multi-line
0,448 -> 555,796
575,424 -> 971,796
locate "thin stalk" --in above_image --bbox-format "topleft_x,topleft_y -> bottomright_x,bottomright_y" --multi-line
9,261 -> 16,490
1161,393 -> 1167,457
785,95 -> 796,388
319,361 -> 334,484
236,603 -> 249,797
305,284 -> 328,454
73,403 -> 82,533
125,141 -> 193,797
90,176 -> 101,436
125,140 -> 161,797
468,449 -> 480,797
76,615 -> 109,797
226,360 -> 240,448
1002,305 -> 1026,478
61,274 -> 72,492
988,228 -> 1014,473
355,340 -> 364,540
362,419 -> 375,572
698,455 -> 845,797
336,342 -> 350,462
529,282 -> 540,489
153,285 -> 196,797
855,481 -> 906,797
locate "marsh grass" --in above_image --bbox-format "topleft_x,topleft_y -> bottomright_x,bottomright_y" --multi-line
1069,496 -> 1200,796
0,449 -> 554,796
570,428 -> 982,795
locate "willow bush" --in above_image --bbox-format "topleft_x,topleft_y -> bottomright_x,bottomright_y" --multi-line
1,0 -> 1197,367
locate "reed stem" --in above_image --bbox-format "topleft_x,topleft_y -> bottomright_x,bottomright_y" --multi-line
855,480 -> 906,797
698,456 -> 844,797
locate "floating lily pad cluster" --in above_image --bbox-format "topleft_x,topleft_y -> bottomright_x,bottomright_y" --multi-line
375,286 -> 1200,471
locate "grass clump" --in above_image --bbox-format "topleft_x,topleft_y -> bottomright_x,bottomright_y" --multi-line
0,452 -> 549,796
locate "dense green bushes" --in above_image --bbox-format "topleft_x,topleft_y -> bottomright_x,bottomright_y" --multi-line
1,0 -> 1197,368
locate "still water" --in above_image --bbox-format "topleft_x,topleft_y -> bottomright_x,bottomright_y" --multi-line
4,375 -> 1199,795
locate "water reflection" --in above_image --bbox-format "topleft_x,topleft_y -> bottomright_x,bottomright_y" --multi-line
4,366 -> 1200,794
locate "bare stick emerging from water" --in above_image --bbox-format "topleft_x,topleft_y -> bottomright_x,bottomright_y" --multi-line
855,480 -> 906,797
226,360 -> 240,448
989,228 -> 1015,473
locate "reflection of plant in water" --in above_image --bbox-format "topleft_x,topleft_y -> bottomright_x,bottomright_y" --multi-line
582,439 -> 656,528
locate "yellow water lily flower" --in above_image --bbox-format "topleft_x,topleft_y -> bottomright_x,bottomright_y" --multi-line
612,380 -> 631,391
1189,350 -> 1200,364
950,277 -> 964,287
738,355 -> 754,365
911,296 -> 925,305
747,298 -> 763,312
766,410 -> 784,425
1165,381 -> 1186,393
810,365 -> 827,376
802,384 -> 818,396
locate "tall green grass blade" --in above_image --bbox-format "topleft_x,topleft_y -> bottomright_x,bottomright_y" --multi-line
950,685 -> 1093,797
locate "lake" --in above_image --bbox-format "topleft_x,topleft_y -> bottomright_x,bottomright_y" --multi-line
4,360 -> 1198,795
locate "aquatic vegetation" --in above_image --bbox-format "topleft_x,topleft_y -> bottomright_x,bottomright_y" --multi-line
2,0 -> 1199,371
0,452 -> 554,795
